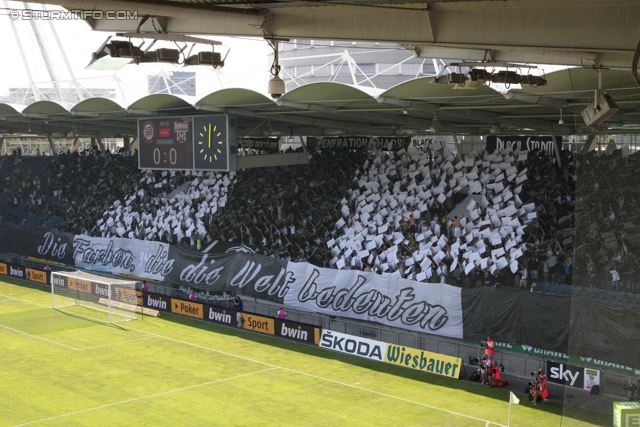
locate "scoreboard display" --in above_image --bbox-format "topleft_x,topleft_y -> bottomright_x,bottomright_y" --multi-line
138,114 -> 230,171
138,117 -> 194,170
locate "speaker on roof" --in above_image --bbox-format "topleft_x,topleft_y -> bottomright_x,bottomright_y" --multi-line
581,92 -> 619,127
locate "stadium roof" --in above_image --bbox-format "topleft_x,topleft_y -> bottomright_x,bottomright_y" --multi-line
1,68 -> 639,138
22,0 -> 640,69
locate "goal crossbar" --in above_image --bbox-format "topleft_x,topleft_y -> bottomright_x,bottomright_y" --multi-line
51,270 -> 139,324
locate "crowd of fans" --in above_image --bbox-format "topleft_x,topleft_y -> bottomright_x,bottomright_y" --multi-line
574,149 -> 640,292
0,141 -> 585,290
1,149 -> 145,232
1,154 -> 49,223
315,145 -> 576,286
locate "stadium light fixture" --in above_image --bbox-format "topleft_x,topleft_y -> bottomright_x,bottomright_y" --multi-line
86,37 -> 144,70
433,63 -> 546,89
185,51 -> 225,68
143,48 -> 182,64
87,34 -> 228,70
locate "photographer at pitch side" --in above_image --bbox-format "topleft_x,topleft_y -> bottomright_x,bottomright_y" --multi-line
530,368 -> 549,405
481,336 -> 496,360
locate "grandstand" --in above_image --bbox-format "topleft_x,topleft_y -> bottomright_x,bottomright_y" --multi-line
2,138 -> 640,420
0,143 -> 575,285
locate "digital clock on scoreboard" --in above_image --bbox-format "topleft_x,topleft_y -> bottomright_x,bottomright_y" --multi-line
138,117 -> 194,170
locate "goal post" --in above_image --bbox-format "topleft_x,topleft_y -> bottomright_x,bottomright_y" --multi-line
51,270 -> 139,324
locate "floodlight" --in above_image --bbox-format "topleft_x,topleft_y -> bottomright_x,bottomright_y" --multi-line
87,34 -> 228,70
492,71 -> 520,85
520,74 -> 547,87
447,73 -> 467,84
86,38 -> 143,70
185,51 -> 224,68
145,48 -> 181,64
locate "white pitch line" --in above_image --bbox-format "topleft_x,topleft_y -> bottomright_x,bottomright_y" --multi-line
126,326 -> 508,427
0,323 -> 79,350
13,367 -> 280,427
0,294 -> 154,351
2,292 -> 507,426
0,293 -> 50,308
280,367 -> 507,427
76,336 -> 156,351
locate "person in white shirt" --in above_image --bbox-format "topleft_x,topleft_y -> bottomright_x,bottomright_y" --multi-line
611,269 -> 621,291
520,263 -> 528,290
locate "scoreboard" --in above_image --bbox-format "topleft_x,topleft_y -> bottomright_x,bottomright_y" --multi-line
138,114 -> 232,171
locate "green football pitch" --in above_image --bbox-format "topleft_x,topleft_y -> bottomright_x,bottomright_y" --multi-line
0,277 -> 607,427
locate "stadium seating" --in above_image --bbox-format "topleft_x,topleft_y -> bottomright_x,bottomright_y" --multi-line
5,145 -> 630,303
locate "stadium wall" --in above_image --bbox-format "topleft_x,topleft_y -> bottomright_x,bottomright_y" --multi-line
2,223 -> 639,372
142,290 -> 463,379
2,251 -> 636,397
0,260 -> 49,286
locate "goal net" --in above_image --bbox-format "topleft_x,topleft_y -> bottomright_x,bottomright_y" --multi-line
51,270 -> 139,324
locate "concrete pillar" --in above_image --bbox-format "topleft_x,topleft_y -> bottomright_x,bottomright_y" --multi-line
96,137 -> 107,154
94,137 -> 106,153
70,137 -> 82,153
581,134 -> 597,154
551,133 -> 562,168
46,133 -> 57,155
452,133 -> 463,156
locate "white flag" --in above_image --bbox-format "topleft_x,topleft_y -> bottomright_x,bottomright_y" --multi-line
509,391 -> 520,405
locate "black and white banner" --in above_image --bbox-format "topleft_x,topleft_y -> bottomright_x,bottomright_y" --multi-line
72,236 -> 171,281
239,137 -> 279,153
0,225 -> 75,265
316,136 -> 410,151
0,225 -> 463,340
486,136 -> 559,155
408,136 -> 447,154
284,262 -> 463,338
164,246 -> 289,300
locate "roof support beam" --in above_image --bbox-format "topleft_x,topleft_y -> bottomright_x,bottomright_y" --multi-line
46,133 -> 57,155
199,105 -> 375,134
35,0 -> 639,68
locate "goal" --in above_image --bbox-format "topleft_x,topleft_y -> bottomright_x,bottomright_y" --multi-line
51,270 -> 139,324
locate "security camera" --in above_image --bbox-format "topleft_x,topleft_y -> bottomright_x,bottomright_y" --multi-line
268,75 -> 285,99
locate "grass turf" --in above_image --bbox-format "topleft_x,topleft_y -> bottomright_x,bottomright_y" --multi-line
0,277 -> 608,427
